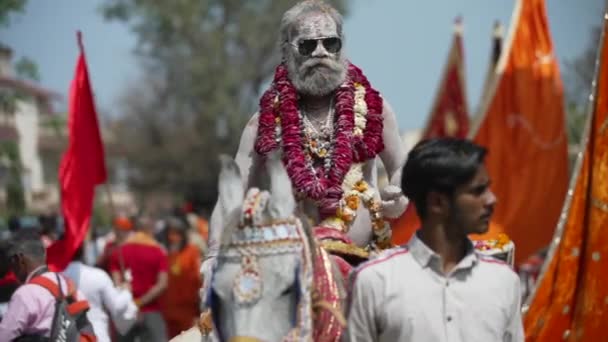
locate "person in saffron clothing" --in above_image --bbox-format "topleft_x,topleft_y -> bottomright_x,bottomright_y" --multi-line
110,216 -> 168,342
344,138 -> 523,342
160,217 -> 201,338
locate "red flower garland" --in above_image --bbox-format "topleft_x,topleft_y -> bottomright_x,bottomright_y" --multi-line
255,62 -> 383,218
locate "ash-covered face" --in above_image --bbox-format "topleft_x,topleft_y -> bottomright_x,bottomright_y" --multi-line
285,12 -> 347,96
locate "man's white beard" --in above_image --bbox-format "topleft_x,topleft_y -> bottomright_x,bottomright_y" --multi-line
286,54 -> 348,96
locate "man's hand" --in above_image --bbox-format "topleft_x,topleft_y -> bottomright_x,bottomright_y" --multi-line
380,185 -> 408,219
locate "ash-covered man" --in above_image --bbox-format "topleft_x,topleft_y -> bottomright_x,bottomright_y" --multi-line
202,0 -> 407,288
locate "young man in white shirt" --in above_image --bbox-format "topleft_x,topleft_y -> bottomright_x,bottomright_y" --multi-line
344,138 -> 524,342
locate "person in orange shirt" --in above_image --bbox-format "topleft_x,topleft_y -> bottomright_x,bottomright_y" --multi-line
160,217 -> 202,338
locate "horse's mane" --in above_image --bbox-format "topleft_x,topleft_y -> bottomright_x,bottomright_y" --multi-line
219,206 -> 243,248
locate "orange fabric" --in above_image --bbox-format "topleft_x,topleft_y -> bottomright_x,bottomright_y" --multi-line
113,216 -> 133,231
80,333 -> 97,342
524,11 -> 608,341
197,217 -> 209,242
29,276 -> 61,297
161,244 -> 202,338
29,274 -> 77,299
67,300 -> 90,316
391,205 -> 421,245
125,231 -> 160,247
392,24 -> 469,245
469,0 -> 569,264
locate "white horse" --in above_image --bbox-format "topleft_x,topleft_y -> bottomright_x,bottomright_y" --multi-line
171,154 -> 345,342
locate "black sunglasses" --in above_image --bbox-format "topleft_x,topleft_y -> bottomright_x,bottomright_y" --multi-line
292,37 -> 342,56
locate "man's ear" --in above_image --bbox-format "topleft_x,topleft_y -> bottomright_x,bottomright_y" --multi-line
427,191 -> 450,216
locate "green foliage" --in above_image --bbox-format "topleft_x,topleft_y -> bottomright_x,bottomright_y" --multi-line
15,56 -> 40,82
40,113 -> 67,136
565,102 -> 587,146
100,0 -> 349,210
0,90 -> 17,114
0,141 -> 25,216
563,26 -> 601,146
92,196 -> 111,233
0,0 -> 27,27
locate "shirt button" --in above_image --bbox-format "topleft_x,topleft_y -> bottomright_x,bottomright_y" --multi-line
446,281 -> 450,287
447,316 -> 453,322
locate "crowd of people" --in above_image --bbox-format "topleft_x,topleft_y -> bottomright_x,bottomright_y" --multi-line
0,211 -> 208,341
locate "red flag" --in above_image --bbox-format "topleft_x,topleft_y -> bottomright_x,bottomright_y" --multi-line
47,32 -> 107,270
392,18 -> 470,245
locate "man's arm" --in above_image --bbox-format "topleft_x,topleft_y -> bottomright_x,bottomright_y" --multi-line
135,271 -> 168,309
505,275 -> 524,342
100,272 -> 134,317
378,100 -> 408,219
343,270 -> 382,341
108,249 -> 128,289
0,287 -> 35,340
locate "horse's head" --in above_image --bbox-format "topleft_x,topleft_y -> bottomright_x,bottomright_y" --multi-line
210,153 -> 315,342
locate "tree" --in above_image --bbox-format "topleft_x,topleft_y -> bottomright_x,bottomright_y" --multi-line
0,0 -> 27,27
563,26 -> 602,146
560,26 -> 602,173
101,0 -> 349,211
0,142 -> 25,215
0,0 -> 29,216
15,56 -> 39,82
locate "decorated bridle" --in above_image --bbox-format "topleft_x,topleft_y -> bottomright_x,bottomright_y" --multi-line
211,188 -> 315,341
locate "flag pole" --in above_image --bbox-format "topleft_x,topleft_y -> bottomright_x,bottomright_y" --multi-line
104,184 -> 116,219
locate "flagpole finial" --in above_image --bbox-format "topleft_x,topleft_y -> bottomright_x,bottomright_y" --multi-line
493,20 -> 504,39
76,30 -> 84,53
454,16 -> 464,34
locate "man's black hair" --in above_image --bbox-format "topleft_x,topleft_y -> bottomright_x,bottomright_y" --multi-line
401,138 -> 488,218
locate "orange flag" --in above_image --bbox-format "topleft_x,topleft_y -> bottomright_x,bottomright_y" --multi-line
468,0 -> 569,264
392,18 -> 470,245
524,9 -> 608,341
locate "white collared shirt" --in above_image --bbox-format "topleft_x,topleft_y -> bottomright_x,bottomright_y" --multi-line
343,234 -> 524,342
63,261 -> 137,342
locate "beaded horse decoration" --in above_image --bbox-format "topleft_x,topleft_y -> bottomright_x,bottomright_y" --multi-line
209,154 -> 316,341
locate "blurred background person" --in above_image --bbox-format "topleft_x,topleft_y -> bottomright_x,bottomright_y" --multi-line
63,244 -> 138,342
96,215 -> 133,273
110,215 -> 168,342
160,216 -> 201,338
0,239 -> 19,319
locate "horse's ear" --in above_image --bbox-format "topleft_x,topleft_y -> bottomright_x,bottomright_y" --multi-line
218,155 -> 244,219
267,150 -> 295,219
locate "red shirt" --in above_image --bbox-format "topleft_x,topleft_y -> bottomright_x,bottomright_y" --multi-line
109,233 -> 168,312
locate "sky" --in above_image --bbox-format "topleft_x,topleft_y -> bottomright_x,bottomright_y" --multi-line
1,0 -> 605,131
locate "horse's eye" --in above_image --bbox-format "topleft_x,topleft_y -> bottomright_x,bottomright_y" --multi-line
281,284 -> 295,296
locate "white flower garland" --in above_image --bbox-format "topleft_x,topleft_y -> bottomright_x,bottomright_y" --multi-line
319,84 -> 391,249
353,84 -> 367,138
